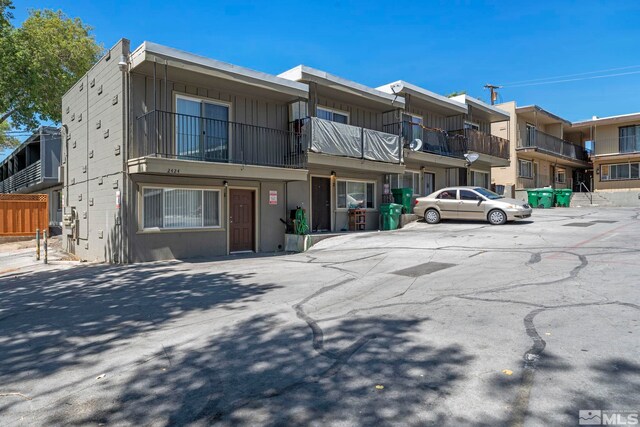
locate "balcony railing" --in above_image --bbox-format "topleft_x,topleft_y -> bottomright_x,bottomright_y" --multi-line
0,160 -> 42,193
134,110 -> 308,169
449,128 -> 510,159
384,122 -> 453,157
305,117 -> 401,163
518,130 -> 589,162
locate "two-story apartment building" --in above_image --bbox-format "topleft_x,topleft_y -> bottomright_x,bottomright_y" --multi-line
0,126 -> 63,232
567,112 -> 640,205
278,66 -> 404,232
62,38 -> 514,262
492,101 -> 591,199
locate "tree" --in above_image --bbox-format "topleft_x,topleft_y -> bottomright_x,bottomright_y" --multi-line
0,121 -> 19,147
446,90 -> 467,98
0,1 -> 101,147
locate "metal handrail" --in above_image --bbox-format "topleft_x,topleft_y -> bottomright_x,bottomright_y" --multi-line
518,129 -> 590,162
0,160 -> 42,192
578,181 -> 592,204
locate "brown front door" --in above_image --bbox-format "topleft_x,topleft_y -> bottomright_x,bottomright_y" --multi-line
229,189 -> 255,252
311,177 -> 331,232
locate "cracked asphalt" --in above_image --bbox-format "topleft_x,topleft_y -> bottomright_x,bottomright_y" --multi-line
1,207 -> 639,426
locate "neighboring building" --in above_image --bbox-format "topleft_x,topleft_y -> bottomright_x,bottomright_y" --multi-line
492,102 -> 591,199
0,126 -> 63,232
567,112 -> 640,206
62,38 -> 515,263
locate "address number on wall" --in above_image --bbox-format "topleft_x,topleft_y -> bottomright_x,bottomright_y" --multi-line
167,169 -> 180,174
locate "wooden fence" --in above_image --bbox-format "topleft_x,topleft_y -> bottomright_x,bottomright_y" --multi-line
0,194 -> 49,237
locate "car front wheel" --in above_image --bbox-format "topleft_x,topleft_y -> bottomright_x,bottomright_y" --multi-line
425,209 -> 441,224
488,209 -> 507,225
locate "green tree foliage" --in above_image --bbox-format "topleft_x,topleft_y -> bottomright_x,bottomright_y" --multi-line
0,1 -> 101,147
0,121 -> 19,147
446,90 -> 467,98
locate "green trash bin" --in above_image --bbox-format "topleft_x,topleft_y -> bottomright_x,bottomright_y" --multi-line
526,189 -> 539,208
537,189 -> 554,208
555,189 -> 572,207
380,203 -> 402,230
391,188 -> 413,214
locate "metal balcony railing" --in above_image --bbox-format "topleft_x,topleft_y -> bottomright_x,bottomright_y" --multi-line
449,128 -> 510,159
134,110 -> 308,169
518,130 -> 589,162
0,160 -> 42,193
384,122 -> 469,159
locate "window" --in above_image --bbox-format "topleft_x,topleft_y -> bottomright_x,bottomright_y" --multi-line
459,190 -> 478,200
386,171 -> 421,196
619,125 -> 640,153
518,159 -> 533,178
555,168 -> 566,184
337,180 -> 375,209
464,121 -> 480,131
471,171 -> 489,189
175,95 -> 230,161
142,187 -> 221,229
436,190 -> 456,199
317,107 -> 349,124
601,163 -> 640,181
403,114 -> 423,144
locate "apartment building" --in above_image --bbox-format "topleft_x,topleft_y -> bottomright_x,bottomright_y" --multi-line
567,112 -> 640,205
492,102 -> 591,199
0,126 -> 63,232
278,66 -> 404,232
61,38 -> 514,262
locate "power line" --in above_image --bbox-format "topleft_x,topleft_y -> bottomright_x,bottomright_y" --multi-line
499,64 -> 640,86
504,70 -> 640,88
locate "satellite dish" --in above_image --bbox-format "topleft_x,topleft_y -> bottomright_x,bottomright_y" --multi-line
390,82 -> 404,94
464,152 -> 480,164
408,138 -> 423,151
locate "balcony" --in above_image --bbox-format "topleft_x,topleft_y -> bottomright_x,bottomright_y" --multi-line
518,130 -> 589,163
384,122 -> 466,159
133,110 -> 308,169
450,128 -> 510,160
305,117 -> 402,164
0,160 -> 42,193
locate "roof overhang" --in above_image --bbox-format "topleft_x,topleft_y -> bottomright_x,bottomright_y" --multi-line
279,65 -> 404,109
572,112 -> 640,129
129,42 -> 309,100
451,95 -> 510,122
516,105 -> 571,126
377,81 -> 466,116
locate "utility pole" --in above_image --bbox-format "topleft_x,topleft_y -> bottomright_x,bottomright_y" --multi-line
484,84 -> 502,105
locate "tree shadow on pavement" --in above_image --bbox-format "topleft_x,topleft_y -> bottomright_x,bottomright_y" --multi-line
0,263 -> 279,416
47,313 -> 475,426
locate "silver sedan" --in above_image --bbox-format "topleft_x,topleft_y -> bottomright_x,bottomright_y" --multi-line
414,186 -> 533,225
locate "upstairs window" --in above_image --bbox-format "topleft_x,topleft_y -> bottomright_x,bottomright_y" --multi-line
317,107 -> 349,124
619,125 -> 640,153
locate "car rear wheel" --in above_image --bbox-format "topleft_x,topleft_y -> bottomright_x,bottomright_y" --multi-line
488,209 -> 507,225
425,209 -> 441,224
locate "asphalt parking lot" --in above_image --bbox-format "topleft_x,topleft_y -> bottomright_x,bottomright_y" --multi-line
1,207 -> 639,426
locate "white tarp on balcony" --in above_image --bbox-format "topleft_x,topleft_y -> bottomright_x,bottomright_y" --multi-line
309,117 -> 400,163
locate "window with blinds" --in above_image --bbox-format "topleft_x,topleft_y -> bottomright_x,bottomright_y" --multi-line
142,188 -> 221,229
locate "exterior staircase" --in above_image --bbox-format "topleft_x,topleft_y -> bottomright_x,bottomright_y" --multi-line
570,191 -> 612,207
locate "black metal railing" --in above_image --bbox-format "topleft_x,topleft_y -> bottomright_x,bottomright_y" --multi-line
134,110 -> 308,169
519,129 -> 589,162
449,128 -> 510,159
0,160 -> 42,193
384,122 -> 467,158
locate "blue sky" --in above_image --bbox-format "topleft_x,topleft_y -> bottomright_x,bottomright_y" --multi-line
3,0 -> 640,159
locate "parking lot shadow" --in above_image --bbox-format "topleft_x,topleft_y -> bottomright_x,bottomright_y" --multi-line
44,313 -> 475,426
0,263 -> 281,414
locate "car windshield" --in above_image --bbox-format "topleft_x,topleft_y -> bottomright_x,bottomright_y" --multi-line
473,187 -> 503,200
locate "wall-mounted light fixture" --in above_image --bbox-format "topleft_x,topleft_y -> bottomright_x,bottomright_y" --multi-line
595,168 -> 600,175
330,171 -> 336,178
223,180 -> 229,186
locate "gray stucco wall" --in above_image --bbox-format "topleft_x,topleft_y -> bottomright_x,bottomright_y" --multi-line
61,39 -> 130,263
